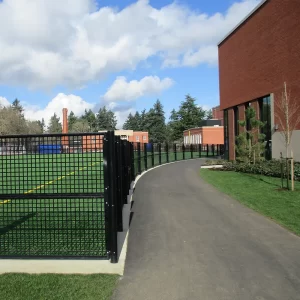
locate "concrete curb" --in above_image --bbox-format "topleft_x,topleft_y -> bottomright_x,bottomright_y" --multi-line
201,165 -> 224,169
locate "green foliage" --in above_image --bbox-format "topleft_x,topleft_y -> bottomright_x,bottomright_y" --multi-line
206,109 -> 213,119
168,94 -> 206,141
80,109 -> 97,132
47,113 -> 62,133
11,98 -> 24,117
235,106 -> 266,163
145,99 -> 166,143
96,106 -> 117,131
204,159 -> 227,165
220,160 -> 300,181
68,111 -> 78,131
123,112 -> 141,131
70,120 -> 90,133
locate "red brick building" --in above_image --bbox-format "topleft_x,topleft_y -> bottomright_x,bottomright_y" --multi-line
218,0 -> 300,161
183,120 -> 224,146
212,106 -> 223,125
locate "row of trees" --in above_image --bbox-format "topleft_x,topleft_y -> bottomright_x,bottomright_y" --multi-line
123,95 -> 212,143
0,99 -> 44,135
0,95 -> 212,143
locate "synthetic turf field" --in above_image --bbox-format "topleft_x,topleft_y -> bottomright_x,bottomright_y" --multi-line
0,152 -> 106,257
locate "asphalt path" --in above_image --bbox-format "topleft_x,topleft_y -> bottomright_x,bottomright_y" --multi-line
112,159 -> 300,300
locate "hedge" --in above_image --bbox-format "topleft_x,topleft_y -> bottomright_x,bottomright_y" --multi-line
205,159 -> 300,181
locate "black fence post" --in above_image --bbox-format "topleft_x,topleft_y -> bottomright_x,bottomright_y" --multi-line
151,143 -> 154,167
121,140 -> 128,204
206,144 -> 209,157
115,136 -> 123,232
191,144 -> 193,159
174,144 -> 177,161
199,144 -> 202,158
166,143 -> 169,163
183,144 -> 185,160
216,144 -> 219,156
144,143 -> 147,170
130,142 -> 135,180
103,131 -> 118,263
158,143 -> 162,165
137,142 -> 141,174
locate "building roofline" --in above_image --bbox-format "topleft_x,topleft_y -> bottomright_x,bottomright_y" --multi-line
218,0 -> 268,46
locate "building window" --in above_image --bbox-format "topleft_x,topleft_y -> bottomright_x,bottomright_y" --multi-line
224,109 -> 229,160
143,135 -> 147,141
259,95 -> 271,160
136,136 -> 140,142
234,106 -> 239,137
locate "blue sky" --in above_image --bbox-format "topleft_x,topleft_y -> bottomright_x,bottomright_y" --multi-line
0,0 -> 260,127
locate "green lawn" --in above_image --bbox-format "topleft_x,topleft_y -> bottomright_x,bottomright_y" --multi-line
0,152 -> 106,258
200,169 -> 300,235
0,273 -> 119,300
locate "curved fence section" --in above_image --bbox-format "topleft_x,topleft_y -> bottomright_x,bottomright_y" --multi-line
0,131 -> 223,263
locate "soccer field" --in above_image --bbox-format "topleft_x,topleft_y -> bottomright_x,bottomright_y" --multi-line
0,152 -> 106,258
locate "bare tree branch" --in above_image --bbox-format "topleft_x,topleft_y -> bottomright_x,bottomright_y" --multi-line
274,82 -> 300,157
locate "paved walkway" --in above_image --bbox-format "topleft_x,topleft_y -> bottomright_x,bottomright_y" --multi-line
112,159 -> 300,300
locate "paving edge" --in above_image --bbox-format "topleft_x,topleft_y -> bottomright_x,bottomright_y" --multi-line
0,158 -> 206,275
201,165 -> 224,169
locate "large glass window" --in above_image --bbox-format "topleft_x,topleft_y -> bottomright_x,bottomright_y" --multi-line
259,95 -> 271,159
224,109 -> 229,160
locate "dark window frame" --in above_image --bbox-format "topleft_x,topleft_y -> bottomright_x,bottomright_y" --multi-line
223,109 -> 229,160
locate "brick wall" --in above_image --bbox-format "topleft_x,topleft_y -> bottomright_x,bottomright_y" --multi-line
212,106 -> 224,125
128,132 -> 149,144
219,0 -> 300,130
183,127 -> 224,145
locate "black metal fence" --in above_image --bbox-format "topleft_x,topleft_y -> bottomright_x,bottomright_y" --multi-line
0,131 -> 223,263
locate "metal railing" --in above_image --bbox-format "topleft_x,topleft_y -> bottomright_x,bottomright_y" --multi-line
0,133 -> 106,259
0,131 -> 223,263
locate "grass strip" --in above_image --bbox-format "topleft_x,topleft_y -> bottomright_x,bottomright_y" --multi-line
200,169 -> 300,235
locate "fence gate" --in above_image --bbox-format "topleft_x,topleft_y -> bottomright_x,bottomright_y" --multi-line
0,133 -> 108,259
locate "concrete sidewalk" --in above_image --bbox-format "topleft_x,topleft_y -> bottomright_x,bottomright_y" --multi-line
112,159 -> 300,300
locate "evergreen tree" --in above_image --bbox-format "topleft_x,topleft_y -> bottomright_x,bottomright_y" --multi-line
68,111 -> 78,131
236,106 -> 265,164
206,109 -> 213,119
168,94 -> 206,141
140,109 -> 147,131
80,109 -> 97,132
36,118 -> 45,133
70,120 -> 90,133
11,98 -> 24,116
96,106 -> 117,131
47,113 -> 62,133
146,99 -> 166,143
123,113 -> 134,130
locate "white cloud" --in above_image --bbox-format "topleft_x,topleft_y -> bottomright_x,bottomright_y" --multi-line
0,96 -> 10,107
102,76 -> 174,102
1,92 -> 134,128
23,93 -> 94,125
0,0 -> 261,89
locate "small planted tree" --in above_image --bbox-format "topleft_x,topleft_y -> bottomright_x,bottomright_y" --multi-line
275,82 -> 300,191
236,106 -> 266,164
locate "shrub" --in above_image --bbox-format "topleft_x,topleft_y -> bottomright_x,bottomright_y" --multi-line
219,159 -> 300,181
204,159 -> 227,165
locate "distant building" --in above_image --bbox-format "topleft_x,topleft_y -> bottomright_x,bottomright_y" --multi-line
212,106 -> 223,125
183,120 -> 224,145
114,130 -> 149,144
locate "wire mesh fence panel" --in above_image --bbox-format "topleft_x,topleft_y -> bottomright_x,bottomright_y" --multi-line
0,133 -> 107,258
